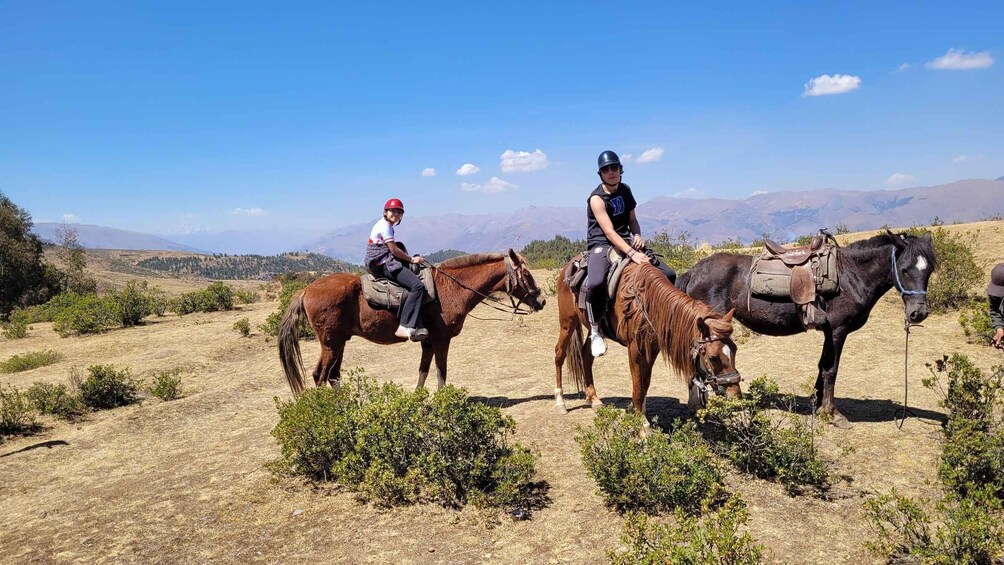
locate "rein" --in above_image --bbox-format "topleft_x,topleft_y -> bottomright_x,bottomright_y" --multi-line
428,257 -> 538,317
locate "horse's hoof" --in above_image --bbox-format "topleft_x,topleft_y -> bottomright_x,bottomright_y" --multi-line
831,414 -> 853,429
554,405 -> 568,415
589,398 -> 604,408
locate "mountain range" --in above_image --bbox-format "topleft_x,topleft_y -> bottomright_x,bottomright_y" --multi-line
32,178 -> 1004,264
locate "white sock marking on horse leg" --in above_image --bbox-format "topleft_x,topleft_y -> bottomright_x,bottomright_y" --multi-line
915,256 -> 928,272
555,387 -> 565,407
416,371 -> 428,390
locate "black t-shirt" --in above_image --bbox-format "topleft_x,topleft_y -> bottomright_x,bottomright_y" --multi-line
586,183 -> 637,248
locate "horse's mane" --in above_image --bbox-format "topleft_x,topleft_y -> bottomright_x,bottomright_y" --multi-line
843,232 -> 938,272
628,265 -> 733,379
438,252 -> 505,269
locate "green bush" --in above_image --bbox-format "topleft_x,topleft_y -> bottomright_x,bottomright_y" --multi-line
905,227 -> 983,313
51,293 -> 120,336
865,488 -> 1003,564
148,368 -> 183,401
959,301 -> 995,345
78,365 -> 140,409
259,280 -> 314,339
173,282 -> 236,315
233,317 -> 251,337
575,407 -> 725,514
923,354 -> 1004,500
272,369 -> 538,509
2,316 -> 28,339
699,376 -> 828,492
521,235 -> 586,269
111,280 -> 154,326
234,289 -> 259,305
0,349 -> 62,374
0,385 -> 39,438
25,382 -> 85,419
610,496 -> 764,564
647,230 -> 704,273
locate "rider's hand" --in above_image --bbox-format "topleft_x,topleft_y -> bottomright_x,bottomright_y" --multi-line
993,327 -> 1004,349
629,249 -> 650,265
412,255 -> 425,265
631,233 -> 645,250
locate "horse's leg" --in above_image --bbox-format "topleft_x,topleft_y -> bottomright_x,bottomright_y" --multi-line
416,340 -> 434,390
581,338 -> 603,408
433,338 -> 451,390
628,343 -> 655,427
313,346 -> 332,388
815,328 -> 851,428
326,338 -> 346,388
553,318 -> 575,414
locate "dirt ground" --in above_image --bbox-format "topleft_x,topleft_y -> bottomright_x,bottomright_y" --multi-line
3,221 -> 1003,564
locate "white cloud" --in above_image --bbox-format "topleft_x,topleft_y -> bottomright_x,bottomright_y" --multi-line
421,167 -> 436,177
885,173 -> 916,187
894,63 -> 910,73
61,213 -> 81,223
621,153 -> 633,163
500,149 -> 549,173
672,188 -> 704,199
636,147 -> 665,164
456,163 -> 480,176
802,74 -> 862,96
953,155 -> 968,163
926,48 -> 994,70
460,176 -> 517,194
232,207 -> 267,217
751,190 -> 769,197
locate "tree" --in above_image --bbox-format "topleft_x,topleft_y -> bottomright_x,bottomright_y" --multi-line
0,191 -> 62,319
55,224 -> 96,294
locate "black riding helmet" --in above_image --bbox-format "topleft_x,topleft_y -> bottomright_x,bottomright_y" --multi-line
597,150 -> 621,172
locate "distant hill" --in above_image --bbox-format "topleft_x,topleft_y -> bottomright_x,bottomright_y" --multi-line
33,223 -> 202,252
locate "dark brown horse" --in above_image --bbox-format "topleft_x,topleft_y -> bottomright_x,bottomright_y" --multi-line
279,249 -> 545,395
676,231 -> 936,427
554,262 -> 740,422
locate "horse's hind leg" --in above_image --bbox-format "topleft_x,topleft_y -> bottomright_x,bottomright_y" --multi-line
315,339 -> 346,388
313,348 -> 331,388
581,341 -> 603,408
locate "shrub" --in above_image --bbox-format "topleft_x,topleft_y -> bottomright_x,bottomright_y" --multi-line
575,407 -> 725,514
647,230 -> 703,273
0,350 -> 63,374
610,496 -> 764,564
2,316 -> 28,339
699,376 -> 828,492
78,365 -> 140,409
923,354 -> 1004,500
0,385 -> 39,437
958,300 -> 995,345
173,282 -> 236,315
865,488 -> 1003,564
233,317 -> 251,337
111,280 -> 154,326
905,227 -> 983,313
259,280 -> 314,339
25,382 -> 85,419
272,369 -> 538,509
51,293 -> 120,336
234,289 -> 259,305
148,368 -> 183,401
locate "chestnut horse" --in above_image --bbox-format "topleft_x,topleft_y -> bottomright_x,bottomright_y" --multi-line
279,249 -> 545,395
554,262 -> 740,421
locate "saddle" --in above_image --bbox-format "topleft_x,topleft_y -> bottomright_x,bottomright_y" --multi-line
749,230 -> 840,329
361,267 -> 438,311
564,247 -> 631,337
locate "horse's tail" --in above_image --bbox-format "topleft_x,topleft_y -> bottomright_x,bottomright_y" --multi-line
565,322 -> 586,393
278,290 -> 308,395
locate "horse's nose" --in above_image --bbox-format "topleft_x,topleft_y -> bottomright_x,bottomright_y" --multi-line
909,307 -> 927,322
537,295 -> 547,309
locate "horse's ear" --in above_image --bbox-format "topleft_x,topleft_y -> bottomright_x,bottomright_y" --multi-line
886,229 -> 906,249
507,248 -> 521,269
721,308 -> 735,324
697,316 -> 711,337
921,231 -> 932,243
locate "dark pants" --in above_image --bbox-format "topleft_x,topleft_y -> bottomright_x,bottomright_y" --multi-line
371,259 -> 425,330
584,245 -> 676,324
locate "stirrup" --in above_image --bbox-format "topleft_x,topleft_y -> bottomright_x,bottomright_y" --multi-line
410,328 -> 429,341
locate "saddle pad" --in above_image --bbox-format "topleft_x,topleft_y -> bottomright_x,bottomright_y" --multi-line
361,268 -> 437,310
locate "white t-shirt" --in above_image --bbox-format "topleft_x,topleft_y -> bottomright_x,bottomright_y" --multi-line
366,218 -> 396,266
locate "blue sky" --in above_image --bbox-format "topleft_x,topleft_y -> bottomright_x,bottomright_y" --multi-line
1,2 -> 1001,235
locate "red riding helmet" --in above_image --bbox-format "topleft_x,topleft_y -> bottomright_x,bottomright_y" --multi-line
384,198 -> 405,212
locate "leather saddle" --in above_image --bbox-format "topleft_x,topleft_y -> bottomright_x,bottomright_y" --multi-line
564,247 -> 631,335
749,230 -> 840,329
361,266 -> 438,311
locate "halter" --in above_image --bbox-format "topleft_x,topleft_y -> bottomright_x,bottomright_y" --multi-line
690,336 -> 741,392
890,247 -> 928,297
428,256 -> 540,317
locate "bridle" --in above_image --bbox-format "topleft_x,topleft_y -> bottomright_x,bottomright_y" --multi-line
428,256 -> 541,317
691,335 -> 742,395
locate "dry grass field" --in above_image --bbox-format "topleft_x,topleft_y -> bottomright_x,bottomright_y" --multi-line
3,221 -> 1003,564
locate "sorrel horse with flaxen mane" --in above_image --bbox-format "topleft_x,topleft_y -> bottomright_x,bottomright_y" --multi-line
676,231 -> 936,427
279,250 -> 545,395
554,262 -> 741,422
